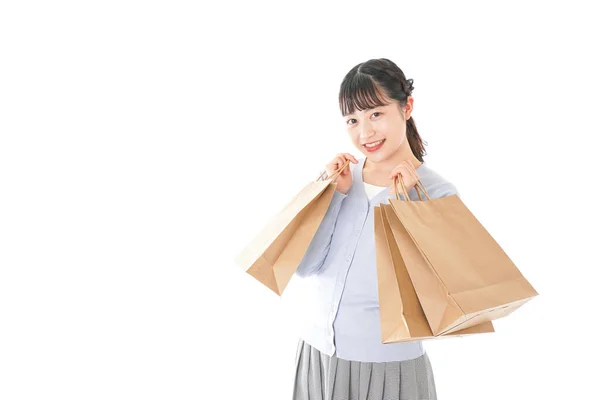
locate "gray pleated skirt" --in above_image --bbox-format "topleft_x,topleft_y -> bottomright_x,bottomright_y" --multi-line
293,339 -> 437,400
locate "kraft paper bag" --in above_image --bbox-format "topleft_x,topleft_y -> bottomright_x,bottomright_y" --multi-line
375,205 -> 495,343
235,160 -> 350,295
387,178 -> 538,335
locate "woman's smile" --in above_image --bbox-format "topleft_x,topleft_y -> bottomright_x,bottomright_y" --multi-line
363,139 -> 386,152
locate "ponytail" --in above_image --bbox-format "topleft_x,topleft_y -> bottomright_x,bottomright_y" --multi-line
405,117 -> 427,162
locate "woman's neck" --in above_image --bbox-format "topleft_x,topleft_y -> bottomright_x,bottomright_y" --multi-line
363,152 -> 422,186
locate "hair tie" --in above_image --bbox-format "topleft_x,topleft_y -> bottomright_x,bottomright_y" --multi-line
404,78 -> 414,94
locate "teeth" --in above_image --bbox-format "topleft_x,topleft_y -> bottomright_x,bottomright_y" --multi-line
365,140 -> 383,148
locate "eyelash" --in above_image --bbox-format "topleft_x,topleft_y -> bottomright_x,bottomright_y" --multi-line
347,112 -> 381,125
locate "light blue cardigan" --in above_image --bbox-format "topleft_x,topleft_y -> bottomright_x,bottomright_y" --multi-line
291,157 -> 459,362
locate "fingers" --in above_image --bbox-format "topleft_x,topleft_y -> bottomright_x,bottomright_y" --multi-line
335,155 -> 347,175
336,154 -> 357,167
330,153 -> 357,176
342,155 -> 352,176
405,163 -> 418,181
388,161 -> 419,180
342,154 -> 358,175
334,153 -> 358,164
388,161 -> 420,194
343,153 -> 359,164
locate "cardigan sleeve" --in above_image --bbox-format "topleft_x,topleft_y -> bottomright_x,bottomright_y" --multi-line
435,181 -> 460,198
418,179 -> 460,200
294,189 -> 347,277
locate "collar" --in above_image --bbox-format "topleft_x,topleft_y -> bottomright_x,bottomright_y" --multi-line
352,157 -> 428,204
351,157 -> 389,204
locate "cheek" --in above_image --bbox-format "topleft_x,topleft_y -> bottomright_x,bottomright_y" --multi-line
386,122 -> 406,141
348,130 -> 360,144
393,133 -> 407,147
396,129 -> 407,141
375,120 -> 392,136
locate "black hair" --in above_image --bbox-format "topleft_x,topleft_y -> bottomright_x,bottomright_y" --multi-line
339,58 -> 427,162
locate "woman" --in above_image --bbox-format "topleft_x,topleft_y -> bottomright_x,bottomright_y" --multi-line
291,58 -> 459,400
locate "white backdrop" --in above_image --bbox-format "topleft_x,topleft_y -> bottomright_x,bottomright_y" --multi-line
1,1 -> 599,399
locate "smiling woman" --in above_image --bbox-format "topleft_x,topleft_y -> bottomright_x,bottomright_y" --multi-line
288,58 -> 459,400
340,60 -> 426,165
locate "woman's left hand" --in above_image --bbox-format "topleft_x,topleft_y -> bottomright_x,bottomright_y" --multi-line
388,161 -> 420,196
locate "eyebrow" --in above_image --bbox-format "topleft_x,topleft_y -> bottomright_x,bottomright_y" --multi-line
346,106 -> 382,117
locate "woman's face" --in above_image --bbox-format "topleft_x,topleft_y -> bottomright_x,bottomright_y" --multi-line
344,97 -> 413,161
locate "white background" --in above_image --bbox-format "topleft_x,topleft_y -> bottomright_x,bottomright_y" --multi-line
1,1 -> 599,399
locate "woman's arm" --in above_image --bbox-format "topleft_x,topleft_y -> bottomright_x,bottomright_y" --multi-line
294,189 -> 347,277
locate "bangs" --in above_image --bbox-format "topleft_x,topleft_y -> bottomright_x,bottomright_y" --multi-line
339,73 -> 392,117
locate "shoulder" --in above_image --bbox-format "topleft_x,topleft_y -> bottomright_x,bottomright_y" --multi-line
417,163 -> 460,199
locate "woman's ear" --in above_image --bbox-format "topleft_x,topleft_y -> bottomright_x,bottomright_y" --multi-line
404,96 -> 414,120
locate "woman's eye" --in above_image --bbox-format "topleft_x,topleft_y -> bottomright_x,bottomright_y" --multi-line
372,112 -> 381,118
347,118 -> 357,125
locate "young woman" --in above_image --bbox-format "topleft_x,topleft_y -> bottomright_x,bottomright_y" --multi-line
291,58 -> 459,400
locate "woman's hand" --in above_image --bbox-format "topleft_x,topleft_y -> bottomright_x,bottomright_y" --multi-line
325,153 -> 358,194
388,160 -> 420,197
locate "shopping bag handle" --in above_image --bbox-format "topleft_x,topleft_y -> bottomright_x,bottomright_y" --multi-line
393,175 -> 431,201
316,159 -> 351,182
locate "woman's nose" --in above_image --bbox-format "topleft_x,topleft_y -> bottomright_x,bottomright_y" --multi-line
360,127 -> 376,140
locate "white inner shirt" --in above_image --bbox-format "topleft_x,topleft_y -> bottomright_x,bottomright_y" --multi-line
363,181 -> 387,200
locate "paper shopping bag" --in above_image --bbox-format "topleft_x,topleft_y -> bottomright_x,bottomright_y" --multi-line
235,160 -> 350,295
387,177 -> 538,335
375,205 -> 495,343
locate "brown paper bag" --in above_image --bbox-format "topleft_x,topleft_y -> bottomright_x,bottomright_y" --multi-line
375,205 -> 495,343
387,177 -> 538,335
235,160 -> 350,295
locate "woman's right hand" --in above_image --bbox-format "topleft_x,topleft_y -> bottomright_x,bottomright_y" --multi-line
325,153 -> 358,194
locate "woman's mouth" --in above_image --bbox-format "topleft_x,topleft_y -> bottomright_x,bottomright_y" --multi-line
363,139 -> 386,152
